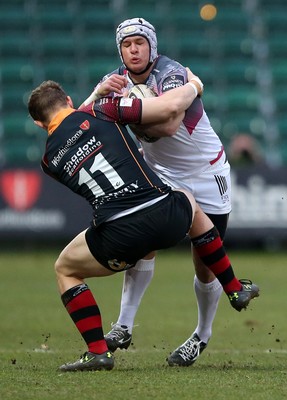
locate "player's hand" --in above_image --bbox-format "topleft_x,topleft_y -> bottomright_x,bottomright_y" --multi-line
97,74 -> 128,96
186,67 -> 204,96
79,74 -> 128,107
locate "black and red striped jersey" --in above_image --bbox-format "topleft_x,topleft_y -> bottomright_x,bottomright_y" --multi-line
41,97 -> 171,226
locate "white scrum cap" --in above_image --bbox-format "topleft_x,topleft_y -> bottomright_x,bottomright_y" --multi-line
116,17 -> 158,64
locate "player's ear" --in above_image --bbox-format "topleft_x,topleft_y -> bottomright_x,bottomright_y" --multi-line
34,120 -> 45,130
67,96 -> 74,108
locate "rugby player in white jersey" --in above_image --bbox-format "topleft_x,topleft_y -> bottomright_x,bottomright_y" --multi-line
83,18 -> 245,367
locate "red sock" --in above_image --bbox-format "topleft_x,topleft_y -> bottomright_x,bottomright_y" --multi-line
61,284 -> 108,354
192,227 -> 242,294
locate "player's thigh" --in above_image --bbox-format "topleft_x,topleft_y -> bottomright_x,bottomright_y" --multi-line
56,229 -> 114,278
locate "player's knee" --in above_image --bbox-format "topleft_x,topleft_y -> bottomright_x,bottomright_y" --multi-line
54,248 -> 71,277
54,254 -> 64,277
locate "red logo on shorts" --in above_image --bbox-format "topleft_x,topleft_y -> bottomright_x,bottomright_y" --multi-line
80,120 -> 90,130
0,170 -> 41,211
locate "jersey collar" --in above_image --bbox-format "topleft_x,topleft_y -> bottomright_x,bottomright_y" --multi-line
48,108 -> 75,135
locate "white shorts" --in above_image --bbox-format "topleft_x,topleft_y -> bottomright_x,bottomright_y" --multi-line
156,155 -> 232,215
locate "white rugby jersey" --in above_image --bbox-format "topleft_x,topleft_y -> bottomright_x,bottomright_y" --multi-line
100,55 -> 231,214
139,55 -> 225,179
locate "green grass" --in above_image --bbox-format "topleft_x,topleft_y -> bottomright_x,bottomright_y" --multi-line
1,248 -> 287,400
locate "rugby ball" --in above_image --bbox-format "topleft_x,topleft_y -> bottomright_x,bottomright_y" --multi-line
128,84 -> 156,99
128,84 -> 159,143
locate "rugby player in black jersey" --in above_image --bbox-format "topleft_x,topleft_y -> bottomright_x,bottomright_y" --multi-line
28,74 -> 259,372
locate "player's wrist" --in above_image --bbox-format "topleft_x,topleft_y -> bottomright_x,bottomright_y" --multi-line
187,82 -> 199,97
82,87 -> 101,106
189,76 -> 204,96
92,88 -> 101,100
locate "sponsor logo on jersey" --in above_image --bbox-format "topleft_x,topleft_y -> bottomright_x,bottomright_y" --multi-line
93,181 -> 139,208
120,98 -> 133,107
80,120 -> 90,130
64,136 -> 103,176
51,130 -> 84,167
0,170 -> 41,211
162,75 -> 184,92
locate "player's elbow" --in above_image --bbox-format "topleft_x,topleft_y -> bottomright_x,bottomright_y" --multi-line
159,120 -> 178,136
165,102 -> 181,119
162,106 -> 184,136
165,122 -> 180,136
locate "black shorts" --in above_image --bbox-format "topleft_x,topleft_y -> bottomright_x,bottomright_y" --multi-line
85,191 -> 192,272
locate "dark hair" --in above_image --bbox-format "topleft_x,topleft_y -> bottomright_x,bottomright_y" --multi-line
28,80 -> 68,124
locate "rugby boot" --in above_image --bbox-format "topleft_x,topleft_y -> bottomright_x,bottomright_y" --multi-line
59,351 -> 114,372
105,324 -> 132,352
228,279 -> 259,311
167,333 -> 207,367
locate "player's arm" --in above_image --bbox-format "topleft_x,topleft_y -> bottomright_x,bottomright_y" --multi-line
79,74 -> 127,108
136,69 -> 203,136
80,68 -> 202,136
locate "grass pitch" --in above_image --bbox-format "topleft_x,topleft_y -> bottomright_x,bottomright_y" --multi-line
0,248 -> 286,399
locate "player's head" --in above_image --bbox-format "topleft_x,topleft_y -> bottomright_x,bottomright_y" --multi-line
116,17 -> 158,74
28,80 -> 72,128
